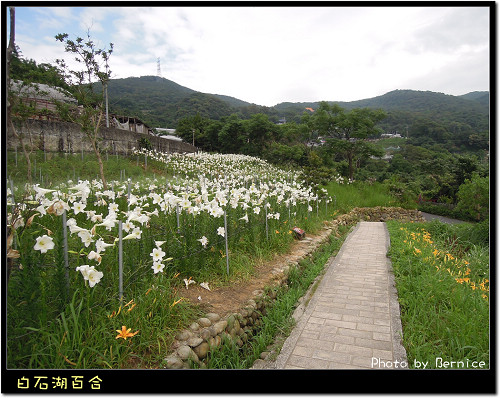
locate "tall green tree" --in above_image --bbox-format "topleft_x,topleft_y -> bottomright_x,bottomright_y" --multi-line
218,114 -> 245,154
176,113 -> 209,147
55,31 -> 113,189
310,102 -> 386,179
243,113 -> 277,156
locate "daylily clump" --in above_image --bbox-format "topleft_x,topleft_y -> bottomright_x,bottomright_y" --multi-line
399,225 -> 489,300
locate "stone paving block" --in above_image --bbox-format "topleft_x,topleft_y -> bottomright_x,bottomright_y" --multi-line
354,337 -> 393,351
342,314 -> 375,324
333,342 -> 373,357
337,327 -> 372,339
308,316 -> 326,325
292,345 -> 314,357
372,348 -> 394,360
324,319 -> 357,330
300,330 -> 320,339
296,336 -> 335,350
373,332 -> 392,341
356,323 -> 391,334
313,349 -> 351,364
311,311 -> 343,321
329,362 -> 366,369
287,354 -> 331,369
351,355 -> 376,368
318,332 -> 356,345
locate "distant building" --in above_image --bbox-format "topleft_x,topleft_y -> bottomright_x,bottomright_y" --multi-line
110,114 -> 154,134
10,80 -> 77,120
151,128 -> 184,142
155,128 -> 177,135
380,133 -> 403,138
158,134 -> 183,142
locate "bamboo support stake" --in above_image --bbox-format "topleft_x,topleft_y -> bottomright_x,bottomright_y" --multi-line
62,210 -> 70,295
118,220 -> 123,302
224,210 -> 229,275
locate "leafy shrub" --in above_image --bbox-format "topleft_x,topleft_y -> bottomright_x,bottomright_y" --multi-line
138,137 -> 153,151
456,173 -> 489,221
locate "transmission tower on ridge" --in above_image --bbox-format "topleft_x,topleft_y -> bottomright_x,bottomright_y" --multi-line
156,57 -> 162,80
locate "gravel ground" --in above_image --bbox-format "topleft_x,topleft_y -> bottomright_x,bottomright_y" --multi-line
419,211 -> 467,225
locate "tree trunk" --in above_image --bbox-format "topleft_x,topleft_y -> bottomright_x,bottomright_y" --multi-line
347,152 -> 354,181
93,111 -> 107,190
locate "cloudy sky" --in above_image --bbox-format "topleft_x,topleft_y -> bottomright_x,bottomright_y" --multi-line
9,5 -> 490,106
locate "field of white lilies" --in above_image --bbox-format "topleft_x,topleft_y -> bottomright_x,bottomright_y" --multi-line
7,149 -> 336,368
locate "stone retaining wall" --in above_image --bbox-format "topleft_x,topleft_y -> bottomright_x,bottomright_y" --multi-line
162,206 -> 424,369
8,119 -> 197,155
335,206 -> 424,225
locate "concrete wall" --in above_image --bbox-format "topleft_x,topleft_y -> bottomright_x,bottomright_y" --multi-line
7,119 -> 197,155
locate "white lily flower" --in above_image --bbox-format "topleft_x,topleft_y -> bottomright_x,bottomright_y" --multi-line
33,184 -> 56,199
72,201 -> 86,215
76,264 -> 92,280
87,268 -> 104,287
152,262 -> 165,274
108,202 -> 119,213
47,199 -> 70,216
184,278 -> 196,289
150,248 -> 166,262
87,250 -> 102,264
197,236 -> 209,247
122,220 -> 135,233
78,230 -> 94,247
33,235 -> 55,253
95,238 -> 114,253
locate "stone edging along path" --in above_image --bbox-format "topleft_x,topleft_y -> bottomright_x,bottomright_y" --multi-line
163,207 -> 424,369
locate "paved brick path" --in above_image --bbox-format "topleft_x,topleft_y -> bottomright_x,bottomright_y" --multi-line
271,222 -> 407,369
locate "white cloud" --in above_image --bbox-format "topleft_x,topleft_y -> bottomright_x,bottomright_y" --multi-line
13,6 -> 490,106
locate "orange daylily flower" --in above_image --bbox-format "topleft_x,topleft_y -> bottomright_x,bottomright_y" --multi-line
115,326 -> 139,340
124,299 -> 134,308
170,298 -> 183,308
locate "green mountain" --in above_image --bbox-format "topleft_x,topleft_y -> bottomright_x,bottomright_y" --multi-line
105,76 -> 489,135
106,76 -> 243,128
274,89 -> 489,132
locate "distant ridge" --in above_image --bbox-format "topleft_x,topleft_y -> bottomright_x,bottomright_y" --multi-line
104,76 -> 489,131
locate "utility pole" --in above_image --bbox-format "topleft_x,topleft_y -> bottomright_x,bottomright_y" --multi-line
6,6 -> 15,124
156,57 -> 162,81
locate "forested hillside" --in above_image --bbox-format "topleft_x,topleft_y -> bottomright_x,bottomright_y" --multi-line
103,77 -> 489,140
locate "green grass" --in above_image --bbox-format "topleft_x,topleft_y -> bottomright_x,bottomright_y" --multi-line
6,150 -> 163,189
386,220 -> 489,369
325,180 -> 400,214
